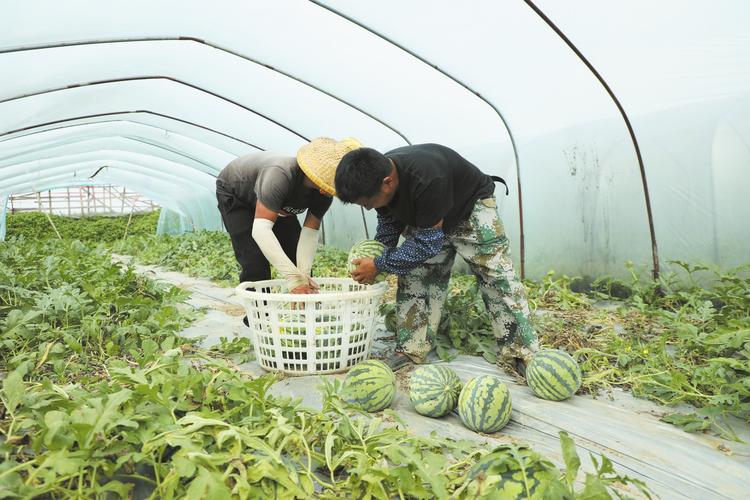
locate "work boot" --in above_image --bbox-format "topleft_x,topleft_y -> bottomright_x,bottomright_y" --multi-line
383,352 -> 414,371
496,354 -> 528,382
514,357 -> 527,379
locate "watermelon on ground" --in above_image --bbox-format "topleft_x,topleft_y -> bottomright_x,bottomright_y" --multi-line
347,240 -> 388,282
458,375 -> 512,433
526,349 -> 582,401
459,444 -> 558,499
341,359 -> 396,412
409,365 -> 462,417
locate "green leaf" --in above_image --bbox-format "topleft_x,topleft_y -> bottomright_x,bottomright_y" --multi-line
45,449 -> 89,476
173,455 -> 197,479
97,479 -> 133,498
0,461 -> 25,499
185,467 -> 231,500
578,474 -> 611,499
161,336 -> 176,351
559,431 -> 581,487
43,410 -> 74,449
594,454 -> 616,476
324,429 -> 336,474
661,412 -> 711,433
142,338 -> 159,357
1,369 -> 25,414
63,333 -> 82,354
1,309 -> 42,337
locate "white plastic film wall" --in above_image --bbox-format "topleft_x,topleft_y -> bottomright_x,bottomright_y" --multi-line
1,0 -> 748,279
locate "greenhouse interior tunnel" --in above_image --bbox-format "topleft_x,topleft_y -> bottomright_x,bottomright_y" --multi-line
2,0 -> 748,279
1,1 -> 750,499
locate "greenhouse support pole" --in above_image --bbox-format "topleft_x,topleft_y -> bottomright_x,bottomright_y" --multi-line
523,0 -> 660,279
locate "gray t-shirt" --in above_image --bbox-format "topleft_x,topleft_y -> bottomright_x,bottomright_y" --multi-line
216,152 -> 332,218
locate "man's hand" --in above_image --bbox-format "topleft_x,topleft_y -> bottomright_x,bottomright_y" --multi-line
291,284 -> 317,294
307,276 -> 321,292
351,257 -> 378,284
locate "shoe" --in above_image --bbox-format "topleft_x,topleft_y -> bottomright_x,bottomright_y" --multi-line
514,357 -> 527,378
383,352 -> 413,371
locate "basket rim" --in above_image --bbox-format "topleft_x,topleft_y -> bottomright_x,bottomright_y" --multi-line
235,278 -> 388,302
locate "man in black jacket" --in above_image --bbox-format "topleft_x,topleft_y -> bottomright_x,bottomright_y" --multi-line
335,143 -> 538,371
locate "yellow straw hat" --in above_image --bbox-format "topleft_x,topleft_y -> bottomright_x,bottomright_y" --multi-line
297,137 -> 362,196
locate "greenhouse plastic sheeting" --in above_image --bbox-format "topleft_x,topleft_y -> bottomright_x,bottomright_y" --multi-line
157,209 -> 195,236
1,0 -> 748,279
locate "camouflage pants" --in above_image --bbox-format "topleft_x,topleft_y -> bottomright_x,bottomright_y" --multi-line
396,197 -> 539,363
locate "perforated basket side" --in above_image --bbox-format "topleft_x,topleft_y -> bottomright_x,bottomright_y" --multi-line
235,278 -> 387,375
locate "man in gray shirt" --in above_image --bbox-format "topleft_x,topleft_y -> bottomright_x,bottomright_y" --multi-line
216,138 -> 361,301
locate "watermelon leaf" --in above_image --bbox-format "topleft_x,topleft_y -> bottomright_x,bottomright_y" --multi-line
660,412 -> 711,432
1,369 -> 25,415
559,431 -> 581,487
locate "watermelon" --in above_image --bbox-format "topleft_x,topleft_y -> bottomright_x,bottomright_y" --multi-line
347,240 -> 388,282
409,365 -> 462,417
341,359 -> 396,412
458,375 -> 512,433
461,444 -> 558,499
526,349 -> 581,401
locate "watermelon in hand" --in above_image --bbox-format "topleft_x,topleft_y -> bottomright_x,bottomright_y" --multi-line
347,240 -> 388,282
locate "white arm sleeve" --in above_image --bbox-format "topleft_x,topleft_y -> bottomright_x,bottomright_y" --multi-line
251,218 -> 307,290
296,226 -> 319,277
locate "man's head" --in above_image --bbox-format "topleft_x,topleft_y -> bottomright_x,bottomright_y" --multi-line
335,148 -> 398,210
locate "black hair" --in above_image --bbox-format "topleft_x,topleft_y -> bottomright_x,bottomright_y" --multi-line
334,148 -> 392,203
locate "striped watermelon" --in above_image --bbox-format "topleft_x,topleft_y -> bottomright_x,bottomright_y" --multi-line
347,240 -> 387,282
526,349 -> 582,401
341,359 -> 396,412
409,365 -> 462,417
458,375 -> 512,433
462,444 -> 557,499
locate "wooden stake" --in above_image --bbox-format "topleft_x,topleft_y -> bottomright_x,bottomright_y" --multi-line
122,209 -> 135,239
44,211 -> 62,239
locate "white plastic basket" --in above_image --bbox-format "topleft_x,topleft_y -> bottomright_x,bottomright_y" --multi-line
235,278 -> 388,375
